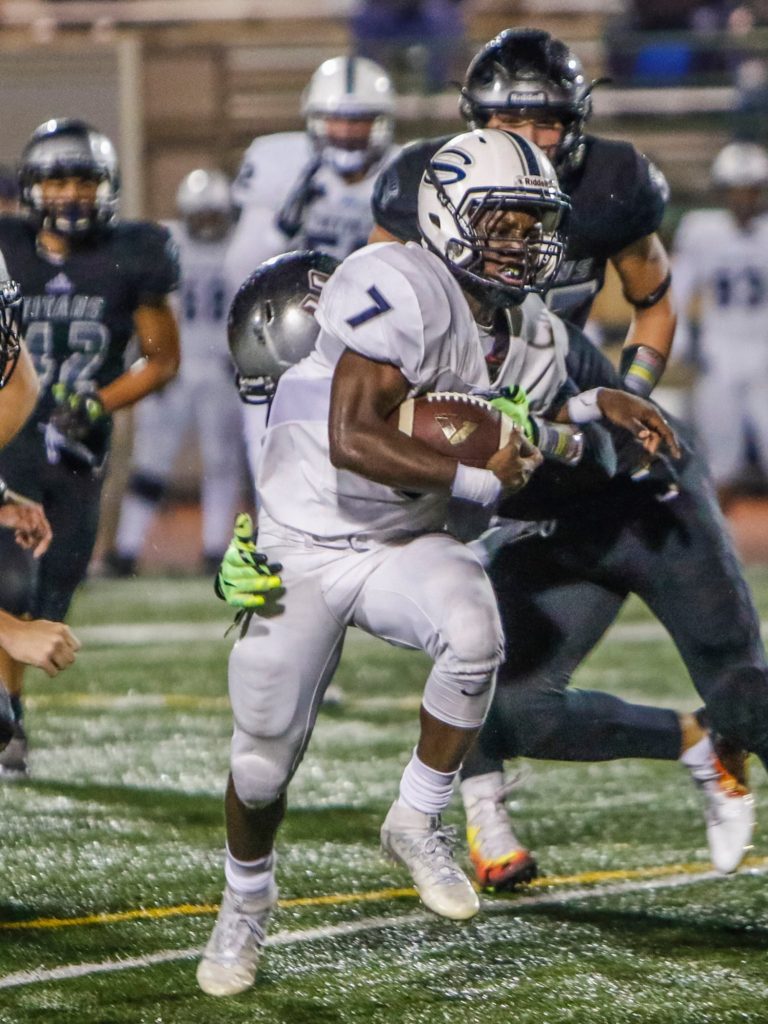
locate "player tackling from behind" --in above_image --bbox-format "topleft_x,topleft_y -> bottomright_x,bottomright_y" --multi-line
197,129 -> 678,997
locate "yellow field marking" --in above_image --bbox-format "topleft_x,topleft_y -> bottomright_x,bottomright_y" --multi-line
3,856 -> 767,933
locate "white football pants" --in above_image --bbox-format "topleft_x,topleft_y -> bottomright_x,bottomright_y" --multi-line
228,517 -> 504,808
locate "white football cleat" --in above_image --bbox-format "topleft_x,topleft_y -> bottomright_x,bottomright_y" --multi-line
683,735 -> 754,874
197,880 -> 278,997
380,800 -> 479,921
460,771 -> 538,891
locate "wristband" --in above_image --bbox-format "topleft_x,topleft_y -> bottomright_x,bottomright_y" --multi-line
623,345 -> 666,398
532,419 -> 584,466
566,388 -> 603,424
450,463 -> 503,507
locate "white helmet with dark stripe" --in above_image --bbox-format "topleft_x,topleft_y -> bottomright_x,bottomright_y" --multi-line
711,142 -> 768,188
301,56 -> 395,176
418,128 -> 570,307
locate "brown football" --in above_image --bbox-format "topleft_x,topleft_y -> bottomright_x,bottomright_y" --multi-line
388,392 -> 514,468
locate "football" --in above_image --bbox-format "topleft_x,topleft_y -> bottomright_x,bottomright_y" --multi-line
387,392 -> 514,468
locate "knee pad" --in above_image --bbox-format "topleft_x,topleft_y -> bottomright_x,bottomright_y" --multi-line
127,470 -> 167,504
706,667 -> 768,753
0,535 -> 35,616
231,746 -> 293,809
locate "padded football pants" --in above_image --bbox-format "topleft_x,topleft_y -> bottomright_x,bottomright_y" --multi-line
228,518 -> 503,809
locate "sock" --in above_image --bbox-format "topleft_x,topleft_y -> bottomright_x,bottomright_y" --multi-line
10,695 -> 23,724
224,848 -> 275,897
680,734 -> 713,772
398,749 -> 456,815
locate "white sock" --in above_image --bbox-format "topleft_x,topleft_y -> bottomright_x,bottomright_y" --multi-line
398,749 -> 456,815
680,734 -> 713,772
224,848 -> 275,897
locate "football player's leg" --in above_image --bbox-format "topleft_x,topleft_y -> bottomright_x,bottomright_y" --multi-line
690,371 -> 744,502
459,532 -> 681,890
631,448 -> 763,870
197,368 -> 247,570
111,385 -> 189,575
199,543 -> 345,996
355,533 -> 503,919
0,437 -> 46,775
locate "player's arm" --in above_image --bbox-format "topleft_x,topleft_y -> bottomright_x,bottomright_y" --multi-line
329,349 -> 540,496
97,300 -> 180,414
554,385 -> 681,458
611,232 -> 676,397
0,609 -> 80,676
0,342 -> 38,448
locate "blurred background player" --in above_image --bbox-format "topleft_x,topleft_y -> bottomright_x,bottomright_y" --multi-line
106,168 -> 243,577
0,165 -> 19,215
0,118 -> 180,776
671,141 -> 768,509
371,29 -> 764,888
225,54 -> 399,491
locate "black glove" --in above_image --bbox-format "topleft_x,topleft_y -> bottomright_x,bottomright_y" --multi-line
43,384 -> 108,470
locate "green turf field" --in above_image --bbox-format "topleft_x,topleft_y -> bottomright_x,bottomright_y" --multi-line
2,570 -> 768,1023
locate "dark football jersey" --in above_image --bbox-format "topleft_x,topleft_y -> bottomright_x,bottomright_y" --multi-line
0,216 -> 179,432
372,133 -> 668,328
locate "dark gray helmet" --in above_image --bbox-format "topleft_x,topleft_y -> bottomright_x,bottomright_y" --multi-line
19,118 -> 119,236
459,28 -> 594,175
228,249 -> 339,404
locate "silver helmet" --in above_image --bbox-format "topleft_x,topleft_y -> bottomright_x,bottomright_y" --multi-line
228,249 -> 339,403
176,168 -> 234,241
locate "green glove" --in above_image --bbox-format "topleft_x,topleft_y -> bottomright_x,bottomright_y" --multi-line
215,513 -> 283,610
488,386 -> 534,441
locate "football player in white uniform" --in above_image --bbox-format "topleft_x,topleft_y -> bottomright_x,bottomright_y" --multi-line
197,129 -> 678,998
673,141 -> 768,505
108,170 -> 244,575
225,55 -> 399,489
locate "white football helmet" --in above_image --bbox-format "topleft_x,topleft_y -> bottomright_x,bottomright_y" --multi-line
228,249 -> 339,403
301,56 -> 395,176
176,168 -> 234,241
418,128 -> 570,307
711,142 -> 768,188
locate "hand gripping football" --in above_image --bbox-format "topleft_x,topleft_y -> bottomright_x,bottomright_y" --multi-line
388,392 -> 516,468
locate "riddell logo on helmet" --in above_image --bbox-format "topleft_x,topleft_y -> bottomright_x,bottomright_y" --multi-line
521,176 -> 549,187
508,90 -> 547,104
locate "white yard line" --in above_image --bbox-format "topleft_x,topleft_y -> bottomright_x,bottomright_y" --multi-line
0,867 -> 758,991
70,618 -> 712,647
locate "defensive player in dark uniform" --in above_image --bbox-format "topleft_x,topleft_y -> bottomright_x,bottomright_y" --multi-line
0,118 -> 180,775
369,28 -> 766,888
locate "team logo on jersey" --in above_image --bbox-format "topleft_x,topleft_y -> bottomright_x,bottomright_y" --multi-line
300,269 -> 332,315
46,272 -> 74,295
435,415 -> 479,446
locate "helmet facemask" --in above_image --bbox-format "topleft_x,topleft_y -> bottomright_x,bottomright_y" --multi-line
20,121 -> 120,240
0,279 -> 23,389
306,111 -> 394,176
423,159 -> 569,312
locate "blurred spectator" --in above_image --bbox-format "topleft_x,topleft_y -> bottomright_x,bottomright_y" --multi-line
671,141 -> 768,508
106,169 -> 243,577
349,0 -> 467,93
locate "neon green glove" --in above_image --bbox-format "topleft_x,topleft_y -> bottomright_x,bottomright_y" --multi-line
488,386 -> 534,441
215,513 -> 283,610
